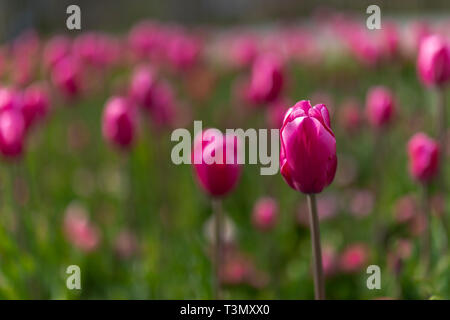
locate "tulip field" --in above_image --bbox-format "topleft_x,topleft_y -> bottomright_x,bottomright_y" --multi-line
0,9 -> 450,300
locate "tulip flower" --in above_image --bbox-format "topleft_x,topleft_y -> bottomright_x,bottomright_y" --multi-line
280,100 -> 337,300
63,203 -> 100,252
339,244 -> 369,273
192,129 -> 242,299
407,132 -> 440,273
43,36 -> 71,70
129,66 -> 157,110
248,54 -> 284,104
51,56 -> 82,100
365,86 -> 395,128
417,35 -> 450,88
0,109 -> 26,158
407,133 -> 440,184
22,83 -> 50,130
252,197 -> 278,232
102,96 -> 136,149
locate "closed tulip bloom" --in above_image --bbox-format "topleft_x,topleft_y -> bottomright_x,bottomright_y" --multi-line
192,129 -> 242,197
249,54 -> 284,104
407,132 -> 440,183
365,86 -> 395,128
43,36 -> 71,70
51,56 -> 81,99
252,197 -> 278,231
22,83 -> 50,129
102,96 -> 136,149
417,34 -> 450,87
0,87 -> 22,112
280,100 -> 337,194
129,66 -> 156,109
0,109 -> 26,158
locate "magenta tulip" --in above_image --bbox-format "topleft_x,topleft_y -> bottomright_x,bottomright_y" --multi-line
129,66 -> 157,109
407,132 -> 440,184
102,96 -> 136,149
192,129 -> 241,198
365,86 -> 395,128
51,56 -> 82,99
417,34 -> 450,87
22,83 -> 50,129
0,109 -> 26,158
248,54 -> 284,104
0,87 -> 22,112
252,197 -> 278,231
280,100 -> 337,194
43,36 -> 71,70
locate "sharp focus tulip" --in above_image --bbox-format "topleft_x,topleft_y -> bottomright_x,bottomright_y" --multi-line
102,96 -> 136,149
407,132 -> 440,183
0,109 -> 26,158
192,129 -> 242,197
417,34 -> 450,87
365,86 -> 395,128
280,100 -> 337,194
252,197 -> 278,231
248,54 -> 284,104
22,83 -> 50,129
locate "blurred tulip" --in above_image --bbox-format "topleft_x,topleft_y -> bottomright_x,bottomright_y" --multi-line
0,87 -> 22,112
394,194 -> 419,224
102,96 -> 136,149
417,34 -> 450,87
43,36 -> 71,70
365,86 -> 395,128
349,189 -> 374,218
63,202 -> 100,252
129,65 -> 157,109
266,98 -> 290,129
339,244 -> 368,273
280,100 -> 337,194
407,132 -> 440,183
248,54 -> 284,104
338,98 -> 362,133
51,56 -> 82,99
22,83 -> 50,129
192,129 -> 242,197
252,197 -> 278,231
321,246 -> 338,277
114,230 -> 138,259
229,35 -> 258,68
166,33 -> 201,71
0,109 -> 26,158
148,80 -> 177,129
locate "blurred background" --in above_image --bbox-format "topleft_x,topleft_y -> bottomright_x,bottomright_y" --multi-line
0,0 -> 449,299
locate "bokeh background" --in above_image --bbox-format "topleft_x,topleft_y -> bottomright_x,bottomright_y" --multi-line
0,0 -> 449,299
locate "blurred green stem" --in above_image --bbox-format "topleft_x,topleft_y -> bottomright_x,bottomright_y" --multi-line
421,183 -> 431,276
307,194 -> 325,300
212,198 -> 223,300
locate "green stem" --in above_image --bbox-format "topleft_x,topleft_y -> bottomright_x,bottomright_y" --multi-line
212,198 -> 223,300
307,194 -> 325,300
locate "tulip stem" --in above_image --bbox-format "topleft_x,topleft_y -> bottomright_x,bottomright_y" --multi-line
212,198 -> 223,300
307,194 -> 325,300
421,184 -> 431,275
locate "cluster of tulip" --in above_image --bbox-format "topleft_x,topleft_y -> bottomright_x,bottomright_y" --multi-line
0,12 -> 449,299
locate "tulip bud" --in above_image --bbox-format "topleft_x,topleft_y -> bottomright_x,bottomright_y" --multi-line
51,56 -> 82,99
43,36 -> 71,70
339,244 -> 368,273
0,87 -> 22,112
102,96 -> 136,149
192,129 -> 242,197
0,109 -> 26,158
280,100 -> 337,194
129,66 -> 157,109
248,54 -> 284,104
22,83 -> 50,129
365,86 -> 395,128
407,132 -> 440,183
417,34 -> 450,87
252,197 -> 278,231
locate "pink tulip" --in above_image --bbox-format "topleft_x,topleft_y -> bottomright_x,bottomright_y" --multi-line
51,56 -> 82,99
192,129 -> 242,197
394,194 -> 419,224
129,66 -> 157,110
166,33 -> 201,71
22,83 -> 50,129
248,54 -> 284,104
407,132 -> 440,183
417,34 -> 450,87
102,96 -> 136,149
229,35 -> 258,68
280,100 -> 337,194
321,246 -> 338,277
148,80 -> 177,130
0,87 -> 22,112
339,244 -> 368,273
365,86 -> 395,128
63,203 -> 100,252
0,109 -> 26,158
252,197 -> 278,231
43,36 -> 71,70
